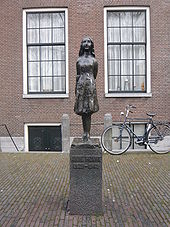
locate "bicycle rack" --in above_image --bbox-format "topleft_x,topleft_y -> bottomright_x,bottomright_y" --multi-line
0,124 -> 19,152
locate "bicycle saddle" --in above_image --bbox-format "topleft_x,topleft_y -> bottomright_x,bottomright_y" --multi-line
146,112 -> 156,117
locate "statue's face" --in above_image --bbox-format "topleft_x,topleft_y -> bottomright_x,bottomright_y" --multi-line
82,37 -> 92,52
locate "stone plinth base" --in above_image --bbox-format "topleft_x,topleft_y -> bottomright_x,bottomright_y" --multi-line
70,138 -> 103,215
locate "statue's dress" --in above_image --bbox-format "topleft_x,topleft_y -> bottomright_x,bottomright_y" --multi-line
74,55 -> 99,115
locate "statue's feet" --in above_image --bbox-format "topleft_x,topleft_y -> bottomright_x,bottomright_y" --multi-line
82,132 -> 90,142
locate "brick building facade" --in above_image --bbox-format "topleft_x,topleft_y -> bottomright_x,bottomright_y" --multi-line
0,0 -> 169,151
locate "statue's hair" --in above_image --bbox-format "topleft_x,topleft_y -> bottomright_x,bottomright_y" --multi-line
79,37 -> 95,57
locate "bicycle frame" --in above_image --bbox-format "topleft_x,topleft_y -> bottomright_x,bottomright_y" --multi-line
101,104 -> 170,154
120,105 -> 155,146
123,123 -> 150,145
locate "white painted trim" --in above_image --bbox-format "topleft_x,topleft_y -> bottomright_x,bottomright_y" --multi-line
23,93 -> 69,99
24,124 -> 29,152
104,7 -> 151,97
23,8 -> 69,98
65,8 -> 69,95
146,7 -> 151,93
23,10 -> 27,95
105,93 -> 152,98
24,123 -> 61,152
104,6 -> 150,11
104,8 -> 108,95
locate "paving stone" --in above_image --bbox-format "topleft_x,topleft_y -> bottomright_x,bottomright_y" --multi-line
0,152 -> 169,226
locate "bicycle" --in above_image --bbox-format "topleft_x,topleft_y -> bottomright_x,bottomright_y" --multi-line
101,105 -> 170,155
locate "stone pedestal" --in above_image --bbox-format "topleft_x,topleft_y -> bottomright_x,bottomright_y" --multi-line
70,138 -> 103,215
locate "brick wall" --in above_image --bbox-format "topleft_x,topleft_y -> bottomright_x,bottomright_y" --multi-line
0,0 -> 169,138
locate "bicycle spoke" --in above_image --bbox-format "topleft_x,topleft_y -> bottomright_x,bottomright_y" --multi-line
101,124 -> 131,155
148,124 -> 170,154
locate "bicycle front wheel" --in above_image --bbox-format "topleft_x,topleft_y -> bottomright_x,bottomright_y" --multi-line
148,124 -> 170,154
101,124 -> 131,155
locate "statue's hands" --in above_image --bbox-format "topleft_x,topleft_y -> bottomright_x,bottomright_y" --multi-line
75,75 -> 80,95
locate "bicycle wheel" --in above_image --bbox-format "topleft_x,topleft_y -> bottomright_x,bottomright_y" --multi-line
101,124 -> 131,155
148,124 -> 170,154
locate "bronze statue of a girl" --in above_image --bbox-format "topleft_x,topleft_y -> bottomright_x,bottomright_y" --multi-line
74,37 -> 99,142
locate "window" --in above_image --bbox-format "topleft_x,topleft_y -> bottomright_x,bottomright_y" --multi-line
23,9 -> 68,98
28,126 -> 62,151
104,7 -> 151,97
24,123 -> 62,151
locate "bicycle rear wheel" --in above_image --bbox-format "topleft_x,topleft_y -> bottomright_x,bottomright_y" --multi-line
101,124 -> 131,155
148,124 -> 170,154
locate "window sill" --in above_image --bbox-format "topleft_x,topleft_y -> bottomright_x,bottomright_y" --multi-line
23,93 -> 69,99
105,93 -> 152,98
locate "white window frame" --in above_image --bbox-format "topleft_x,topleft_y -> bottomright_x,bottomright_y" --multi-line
23,8 -> 69,98
104,7 -> 151,97
24,123 -> 62,151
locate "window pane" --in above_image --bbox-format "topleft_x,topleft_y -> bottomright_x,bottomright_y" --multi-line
41,77 -> 52,92
53,13 -> 65,27
106,10 -> 147,94
41,62 -> 52,76
40,13 -> 52,28
53,61 -> 65,76
121,28 -> 132,42
109,76 -> 121,91
134,76 -> 145,91
121,60 -> 132,75
54,77 -> 65,92
41,46 -> 52,60
53,46 -> 65,60
121,76 -> 133,91
108,45 -> 120,59
121,45 -> 132,59
53,28 -> 64,43
134,45 -> 145,59
28,62 -> 40,76
120,12 -> 132,27
133,28 -> 145,42
108,12 -> 119,27
27,14 -> 39,28
133,12 -> 145,26
108,28 -> 120,42
134,124 -> 145,135
134,60 -> 145,75
28,47 -> 40,61
26,11 -> 66,94
40,29 -> 52,43
108,61 -> 120,75
29,77 -> 40,92
27,29 -> 39,43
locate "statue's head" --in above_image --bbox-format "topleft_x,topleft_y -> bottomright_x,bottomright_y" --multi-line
79,36 -> 95,57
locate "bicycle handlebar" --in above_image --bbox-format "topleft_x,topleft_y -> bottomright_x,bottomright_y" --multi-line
126,104 -> 136,110
129,104 -> 136,109
124,105 -> 136,119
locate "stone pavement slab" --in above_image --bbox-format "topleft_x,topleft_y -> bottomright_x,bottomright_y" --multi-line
0,152 -> 169,226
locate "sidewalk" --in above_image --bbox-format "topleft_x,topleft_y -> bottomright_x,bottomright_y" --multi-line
0,152 -> 169,226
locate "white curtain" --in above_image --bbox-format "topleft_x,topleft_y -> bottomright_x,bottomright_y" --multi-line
27,12 -> 65,93
108,11 -> 146,92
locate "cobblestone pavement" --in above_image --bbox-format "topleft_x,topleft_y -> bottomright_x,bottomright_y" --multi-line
0,152 -> 169,227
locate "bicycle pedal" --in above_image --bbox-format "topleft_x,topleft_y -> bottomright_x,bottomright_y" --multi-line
135,140 -> 144,144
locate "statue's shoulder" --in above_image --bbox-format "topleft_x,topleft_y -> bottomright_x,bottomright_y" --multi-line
93,57 -> 98,65
93,57 -> 97,62
77,56 -> 82,64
